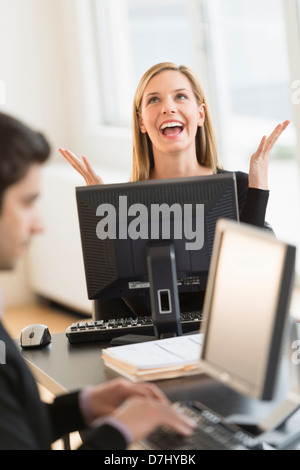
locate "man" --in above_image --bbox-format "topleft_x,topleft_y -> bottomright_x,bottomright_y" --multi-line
0,112 -> 195,450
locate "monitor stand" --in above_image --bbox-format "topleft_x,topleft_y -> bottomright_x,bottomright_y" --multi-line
146,242 -> 183,339
228,319 -> 300,449
110,242 -> 183,346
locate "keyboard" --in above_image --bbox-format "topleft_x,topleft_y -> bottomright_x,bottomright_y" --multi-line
65,311 -> 202,343
142,401 -> 261,450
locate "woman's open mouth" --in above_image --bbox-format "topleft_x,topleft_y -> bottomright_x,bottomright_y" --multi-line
159,121 -> 185,137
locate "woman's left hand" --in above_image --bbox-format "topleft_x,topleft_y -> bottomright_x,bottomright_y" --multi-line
248,120 -> 290,190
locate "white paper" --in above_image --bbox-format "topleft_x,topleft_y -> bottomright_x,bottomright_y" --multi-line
103,333 -> 203,370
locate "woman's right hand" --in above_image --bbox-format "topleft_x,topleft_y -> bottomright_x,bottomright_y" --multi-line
59,148 -> 104,186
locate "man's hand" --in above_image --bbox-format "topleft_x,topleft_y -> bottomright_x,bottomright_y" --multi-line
89,378 -> 168,418
111,395 -> 196,441
88,378 -> 196,442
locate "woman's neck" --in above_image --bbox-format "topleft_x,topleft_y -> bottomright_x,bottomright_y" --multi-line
150,151 -> 213,180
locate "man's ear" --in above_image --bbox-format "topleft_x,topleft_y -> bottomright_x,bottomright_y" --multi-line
138,113 -> 147,134
197,103 -> 206,127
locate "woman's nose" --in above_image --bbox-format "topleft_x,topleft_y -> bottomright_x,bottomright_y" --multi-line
161,97 -> 177,114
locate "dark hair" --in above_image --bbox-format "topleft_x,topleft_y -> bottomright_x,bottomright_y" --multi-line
0,112 -> 50,210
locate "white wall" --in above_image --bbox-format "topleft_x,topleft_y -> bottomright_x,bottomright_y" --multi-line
54,0 -> 133,171
27,165 -> 93,314
0,0 -> 70,145
0,0 -> 131,309
0,0 -> 71,307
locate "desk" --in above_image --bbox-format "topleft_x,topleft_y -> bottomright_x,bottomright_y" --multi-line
17,332 -> 296,430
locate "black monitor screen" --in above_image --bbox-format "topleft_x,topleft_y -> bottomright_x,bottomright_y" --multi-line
76,174 -> 239,324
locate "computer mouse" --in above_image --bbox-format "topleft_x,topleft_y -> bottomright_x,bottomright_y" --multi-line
20,324 -> 52,349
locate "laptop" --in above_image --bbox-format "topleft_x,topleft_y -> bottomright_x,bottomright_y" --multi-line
140,219 -> 296,450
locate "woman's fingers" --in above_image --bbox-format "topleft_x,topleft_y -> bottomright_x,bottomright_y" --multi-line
249,121 -> 290,190
81,155 -> 104,184
59,148 -> 86,174
254,136 -> 267,159
259,121 -> 290,158
252,120 -> 290,162
59,148 -> 103,185
266,120 -> 290,153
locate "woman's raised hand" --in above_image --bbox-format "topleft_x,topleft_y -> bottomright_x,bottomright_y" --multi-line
248,120 -> 290,190
59,148 -> 104,186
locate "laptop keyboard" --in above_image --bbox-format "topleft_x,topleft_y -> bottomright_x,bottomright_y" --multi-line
65,311 -> 202,343
143,401 -> 260,450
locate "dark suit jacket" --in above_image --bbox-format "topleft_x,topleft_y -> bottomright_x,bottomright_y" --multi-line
0,322 -> 127,450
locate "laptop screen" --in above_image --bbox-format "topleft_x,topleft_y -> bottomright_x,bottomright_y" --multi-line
199,219 -> 295,400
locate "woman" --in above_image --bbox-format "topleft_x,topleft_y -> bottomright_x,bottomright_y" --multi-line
59,62 -> 289,316
59,62 -> 289,228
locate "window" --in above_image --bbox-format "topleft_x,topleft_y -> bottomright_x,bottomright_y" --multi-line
203,0 -> 299,266
92,0 -> 197,126
127,0 -> 194,86
204,0 -> 295,168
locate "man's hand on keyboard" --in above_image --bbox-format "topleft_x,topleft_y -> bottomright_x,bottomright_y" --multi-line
111,395 -> 197,442
87,378 -> 196,442
89,378 -> 169,418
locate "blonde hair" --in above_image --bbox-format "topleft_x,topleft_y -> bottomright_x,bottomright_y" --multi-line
131,62 -> 219,181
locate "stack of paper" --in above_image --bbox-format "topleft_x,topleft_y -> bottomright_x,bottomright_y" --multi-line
102,333 -> 203,382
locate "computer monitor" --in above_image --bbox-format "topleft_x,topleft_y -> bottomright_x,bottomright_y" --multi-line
76,174 -> 238,338
199,219 -> 297,432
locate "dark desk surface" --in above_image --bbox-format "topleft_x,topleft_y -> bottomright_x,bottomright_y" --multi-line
18,332 -> 291,425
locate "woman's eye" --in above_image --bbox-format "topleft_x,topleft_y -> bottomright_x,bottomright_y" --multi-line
176,93 -> 188,100
148,96 -> 159,104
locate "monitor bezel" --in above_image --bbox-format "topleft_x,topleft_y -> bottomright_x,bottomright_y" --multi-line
75,173 -> 239,301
